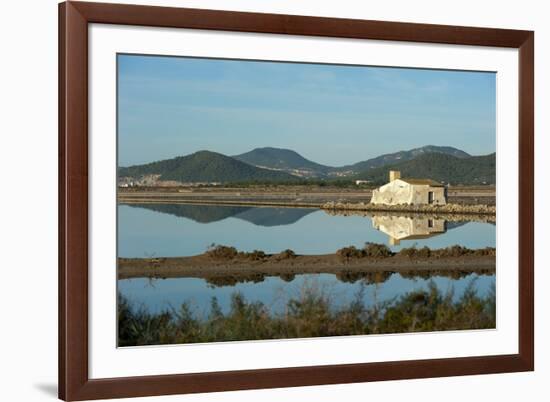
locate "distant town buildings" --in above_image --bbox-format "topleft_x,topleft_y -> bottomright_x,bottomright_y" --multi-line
118,175 -> 222,188
370,170 -> 447,206
355,180 -> 370,186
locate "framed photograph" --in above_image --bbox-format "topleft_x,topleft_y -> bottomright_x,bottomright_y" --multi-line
59,1 -> 534,400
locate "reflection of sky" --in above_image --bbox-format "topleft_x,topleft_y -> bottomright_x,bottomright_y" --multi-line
118,273 -> 495,315
118,205 -> 496,258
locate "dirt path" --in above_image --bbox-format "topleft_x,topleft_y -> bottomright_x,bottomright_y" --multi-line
118,253 -> 495,280
118,187 -> 495,209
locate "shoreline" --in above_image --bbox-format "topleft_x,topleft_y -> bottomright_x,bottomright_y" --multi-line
324,208 -> 496,223
117,198 -> 321,209
117,197 -> 496,217
118,252 -> 496,280
118,188 -> 495,216
321,201 -> 496,216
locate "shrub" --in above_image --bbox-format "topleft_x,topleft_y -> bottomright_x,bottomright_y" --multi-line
336,246 -> 365,260
206,244 -> 238,260
364,243 -> 393,258
241,250 -> 267,261
118,278 -> 496,346
436,245 -> 469,257
399,246 -> 431,258
277,249 -> 297,260
472,247 -> 496,256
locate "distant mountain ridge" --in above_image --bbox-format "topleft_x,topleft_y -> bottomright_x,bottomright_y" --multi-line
233,147 -> 332,178
355,152 -> 495,185
119,145 -> 493,186
119,150 -> 297,184
338,145 -> 471,174
234,145 -> 471,177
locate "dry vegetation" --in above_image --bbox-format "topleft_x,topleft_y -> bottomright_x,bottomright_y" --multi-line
334,243 -> 495,261
118,280 -> 495,346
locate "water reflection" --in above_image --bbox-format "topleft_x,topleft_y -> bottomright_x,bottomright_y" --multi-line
118,204 -> 495,257
126,203 -> 316,226
118,273 -> 496,346
372,215 -> 447,245
118,271 -> 495,316
117,203 -> 496,345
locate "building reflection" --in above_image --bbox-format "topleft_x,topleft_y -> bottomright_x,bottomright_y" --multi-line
372,215 -> 446,245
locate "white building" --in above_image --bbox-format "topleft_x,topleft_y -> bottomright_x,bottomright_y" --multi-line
370,170 -> 447,206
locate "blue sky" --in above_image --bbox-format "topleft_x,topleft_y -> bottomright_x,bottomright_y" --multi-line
118,54 -> 496,167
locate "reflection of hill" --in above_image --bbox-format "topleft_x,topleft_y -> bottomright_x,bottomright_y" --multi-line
124,203 -> 316,227
233,208 -> 316,227
126,203 -> 251,223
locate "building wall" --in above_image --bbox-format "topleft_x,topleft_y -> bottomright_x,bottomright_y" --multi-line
410,185 -> 447,205
371,179 -> 413,205
371,180 -> 446,205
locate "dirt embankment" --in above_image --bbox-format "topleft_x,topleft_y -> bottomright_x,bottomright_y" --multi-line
118,247 -> 496,281
118,186 -> 495,209
321,201 -> 496,216
323,209 -> 496,223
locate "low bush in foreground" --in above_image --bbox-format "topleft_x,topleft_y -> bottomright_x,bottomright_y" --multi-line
205,244 -> 239,259
276,249 -> 297,260
336,243 -> 393,260
206,244 -> 267,261
205,243 -> 495,262
399,245 -> 496,258
118,281 -> 495,346
364,242 -> 393,258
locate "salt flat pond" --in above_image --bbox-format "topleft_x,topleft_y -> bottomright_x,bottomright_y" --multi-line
118,204 -> 495,317
118,204 -> 495,257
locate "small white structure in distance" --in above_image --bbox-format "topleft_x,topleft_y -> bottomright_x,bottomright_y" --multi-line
355,180 -> 370,185
370,170 -> 447,206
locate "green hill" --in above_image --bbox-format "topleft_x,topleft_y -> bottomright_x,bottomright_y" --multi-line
233,147 -> 332,177
355,152 -> 495,185
118,147 -> 494,186
118,150 -> 298,183
338,145 -> 471,174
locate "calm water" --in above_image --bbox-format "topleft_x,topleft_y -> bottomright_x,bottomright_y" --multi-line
118,203 -> 496,315
118,204 -> 495,257
119,273 -> 495,315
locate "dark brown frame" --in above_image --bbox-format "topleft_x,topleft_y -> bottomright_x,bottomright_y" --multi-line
59,1 -> 534,400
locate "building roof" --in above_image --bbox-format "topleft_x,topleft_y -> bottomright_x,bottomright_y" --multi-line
399,178 -> 445,187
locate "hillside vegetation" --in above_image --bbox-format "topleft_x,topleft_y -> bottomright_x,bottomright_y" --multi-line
233,147 -> 332,177
118,146 -> 495,186
119,150 -> 297,183
355,152 -> 496,185
337,145 -> 471,174
232,145 -> 471,178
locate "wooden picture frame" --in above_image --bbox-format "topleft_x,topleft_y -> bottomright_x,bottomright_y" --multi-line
59,1 -> 534,400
